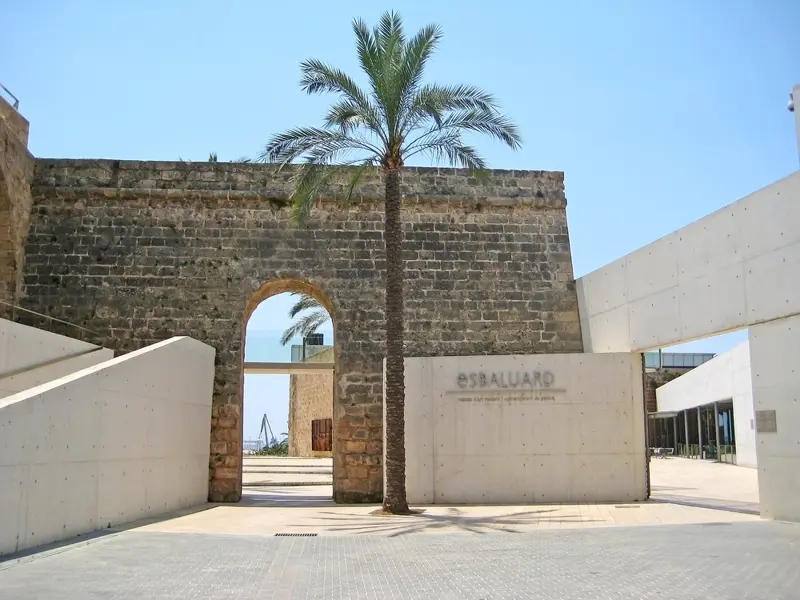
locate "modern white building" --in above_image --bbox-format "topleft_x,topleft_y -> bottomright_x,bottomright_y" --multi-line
655,341 -> 757,467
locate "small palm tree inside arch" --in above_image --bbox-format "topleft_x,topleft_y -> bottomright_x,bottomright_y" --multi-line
279,293 -> 331,349
261,11 -> 521,514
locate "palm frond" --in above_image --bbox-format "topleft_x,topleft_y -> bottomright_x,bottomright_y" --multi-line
279,310 -> 331,346
258,127 -> 379,167
405,131 -> 487,173
288,293 -> 323,318
404,84 -> 499,133
299,59 -> 387,143
375,11 -> 407,139
342,158 -> 378,207
352,18 -> 383,90
287,162 -> 335,223
263,10 -> 522,224
397,25 -> 443,122
407,108 -> 522,152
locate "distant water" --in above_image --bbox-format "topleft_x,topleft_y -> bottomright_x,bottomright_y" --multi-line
245,330 -> 294,362
243,329 -> 335,443
243,331 -> 291,442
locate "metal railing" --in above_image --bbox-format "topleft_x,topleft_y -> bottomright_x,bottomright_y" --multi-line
0,81 -> 19,110
676,443 -> 736,464
0,299 -> 101,337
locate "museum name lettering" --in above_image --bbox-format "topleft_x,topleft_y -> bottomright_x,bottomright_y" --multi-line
456,370 -> 556,389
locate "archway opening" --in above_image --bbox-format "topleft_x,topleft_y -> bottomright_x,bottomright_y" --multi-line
241,279 -> 336,504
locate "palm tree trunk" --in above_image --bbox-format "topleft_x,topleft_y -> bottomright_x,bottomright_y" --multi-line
382,168 -> 410,514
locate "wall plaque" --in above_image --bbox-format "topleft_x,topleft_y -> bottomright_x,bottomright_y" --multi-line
755,409 -> 778,433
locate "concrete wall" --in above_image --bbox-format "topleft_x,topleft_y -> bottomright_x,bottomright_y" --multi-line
749,315 -> 800,522
0,336 -> 215,556
0,318 -> 112,397
656,341 -> 757,467
400,353 -> 646,504
288,347 -> 333,457
576,171 -> 800,353
574,129 -> 800,520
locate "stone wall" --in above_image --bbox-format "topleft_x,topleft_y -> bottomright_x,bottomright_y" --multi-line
0,98 -> 34,317
0,95 -> 29,145
288,347 -> 334,457
21,159 -> 584,503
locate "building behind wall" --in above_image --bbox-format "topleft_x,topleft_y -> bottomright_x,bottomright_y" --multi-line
644,351 -> 716,451
288,338 -> 333,457
655,341 -> 756,467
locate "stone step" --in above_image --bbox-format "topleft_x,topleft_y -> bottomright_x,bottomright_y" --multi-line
242,472 -> 332,486
242,469 -> 332,475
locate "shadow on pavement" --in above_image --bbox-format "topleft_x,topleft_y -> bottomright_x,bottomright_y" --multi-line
290,506 -> 602,536
649,495 -> 760,515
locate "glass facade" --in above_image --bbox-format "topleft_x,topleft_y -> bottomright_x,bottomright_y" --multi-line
290,344 -> 332,363
644,352 -> 716,369
648,400 -> 737,464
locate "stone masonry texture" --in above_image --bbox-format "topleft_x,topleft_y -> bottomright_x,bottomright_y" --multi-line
18,159 -> 584,503
289,347 -> 334,457
0,97 -> 34,318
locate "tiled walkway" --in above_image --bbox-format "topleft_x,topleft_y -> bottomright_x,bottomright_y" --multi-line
2,522 -> 798,599
127,458 -> 761,537
1,459 -> 784,599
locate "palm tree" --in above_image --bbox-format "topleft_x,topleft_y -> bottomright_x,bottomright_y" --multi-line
261,11 -> 521,514
280,293 -> 331,347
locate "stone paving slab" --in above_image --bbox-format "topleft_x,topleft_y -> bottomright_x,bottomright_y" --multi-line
242,457 -> 333,467
1,522 -> 799,599
649,458 -> 760,513
242,473 -> 332,486
242,467 -> 332,474
134,487 -> 759,537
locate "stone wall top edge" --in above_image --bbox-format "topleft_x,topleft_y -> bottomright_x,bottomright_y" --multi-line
33,157 -> 564,180
29,185 -> 568,209
0,95 -> 29,145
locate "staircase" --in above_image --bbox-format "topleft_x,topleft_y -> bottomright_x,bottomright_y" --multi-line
242,456 -> 333,487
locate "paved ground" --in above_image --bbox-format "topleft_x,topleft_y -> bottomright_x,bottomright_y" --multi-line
129,458 -> 761,537
649,457 -> 760,514
243,457 -> 333,487
1,522 -> 798,599
1,458 -> 786,599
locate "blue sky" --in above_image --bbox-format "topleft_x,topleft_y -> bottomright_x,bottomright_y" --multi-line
3,1 -> 799,437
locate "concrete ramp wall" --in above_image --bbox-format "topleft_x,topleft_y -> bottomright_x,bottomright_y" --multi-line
0,336 -> 215,557
575,171 -> 800,353
0,319 -> 113,397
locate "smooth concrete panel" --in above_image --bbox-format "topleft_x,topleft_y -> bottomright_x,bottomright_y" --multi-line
402,353 -> 646,505
0,336 -> 215,556
656,341 -> 757,468
0,318 -> 103,377
749,315 -> 800,522
576,171 -> 800,353
0,347 -> 114,398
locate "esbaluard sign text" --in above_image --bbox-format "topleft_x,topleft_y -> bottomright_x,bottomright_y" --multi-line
457,370 -> 556,389
452,370 -> 561,403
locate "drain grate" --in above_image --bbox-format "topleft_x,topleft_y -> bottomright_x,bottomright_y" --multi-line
274,533 -> 318,537
614,505 -> 641,509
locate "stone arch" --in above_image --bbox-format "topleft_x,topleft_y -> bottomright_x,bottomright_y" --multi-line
234,277 -> 339,500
